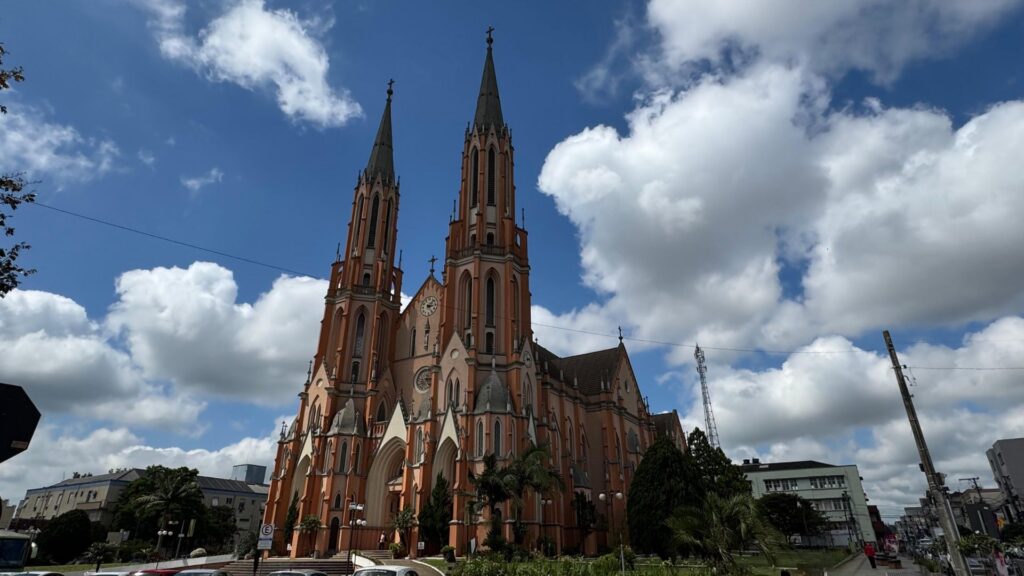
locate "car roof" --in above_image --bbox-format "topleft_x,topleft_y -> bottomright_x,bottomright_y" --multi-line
266,571 -> 328,576
354,568 -> 417,574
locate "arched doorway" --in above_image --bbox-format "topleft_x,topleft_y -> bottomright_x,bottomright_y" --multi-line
329,517 -> 340,554
366,438 -> 407,527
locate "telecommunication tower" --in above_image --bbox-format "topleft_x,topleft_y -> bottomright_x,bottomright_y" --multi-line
694,344 -> 720,449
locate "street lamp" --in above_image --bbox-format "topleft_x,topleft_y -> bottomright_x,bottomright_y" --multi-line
346,499 -> 366,575
598,492 -> 625,576
25,527 -> 41,563
175,530 -> 186,559
542,498 -> 553,554
155,529 -> 173,568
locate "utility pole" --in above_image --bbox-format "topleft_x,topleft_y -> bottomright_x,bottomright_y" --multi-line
884,330 -> 967,576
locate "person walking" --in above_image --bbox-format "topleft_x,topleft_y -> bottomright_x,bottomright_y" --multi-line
864,542 -> 877,569
378,531 -> 387,551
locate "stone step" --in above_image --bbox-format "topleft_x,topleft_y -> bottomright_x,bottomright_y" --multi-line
222,558 -> 354,576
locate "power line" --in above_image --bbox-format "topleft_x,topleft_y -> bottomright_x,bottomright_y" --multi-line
31,200 -> 315,277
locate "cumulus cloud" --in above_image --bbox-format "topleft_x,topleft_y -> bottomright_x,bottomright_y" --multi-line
646,0 -> 1021,83
181,166 -> 223,192
107,262 -> 326,404
0,422 -> 277,504
0,104 -> 119,187
137,0 -> 361,128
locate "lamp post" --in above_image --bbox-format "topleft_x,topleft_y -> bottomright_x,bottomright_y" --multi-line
598,492 -> 624,576
346,499 -> 366,575
175,530 -> 186,559
25,527 -> 41,565
542,498 -> 553,554
155,529 -> 173,568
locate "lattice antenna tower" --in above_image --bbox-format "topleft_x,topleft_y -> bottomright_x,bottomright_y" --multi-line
694,344 -> 721,449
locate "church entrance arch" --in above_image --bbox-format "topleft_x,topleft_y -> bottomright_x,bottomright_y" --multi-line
328,517 -> 340,553
366,438 -> 407,527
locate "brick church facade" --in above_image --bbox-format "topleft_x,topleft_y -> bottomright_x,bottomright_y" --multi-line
262,34 -> 685,558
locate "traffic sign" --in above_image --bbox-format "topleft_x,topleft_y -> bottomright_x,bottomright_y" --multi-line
259,523 -> 274,538
257,539 -> 272,550
0,383 -> 40,465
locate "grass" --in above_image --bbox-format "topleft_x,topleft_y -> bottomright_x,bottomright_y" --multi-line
736,549 -> 850,576
419,557 -> 454,572
26,562 -> 133,572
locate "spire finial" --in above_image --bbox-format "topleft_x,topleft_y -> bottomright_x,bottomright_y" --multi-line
486,26 -> 494,47
429,255 -> 438,276
618,326 -> 623,343
335,242 -> 341,262
386,78 -> 394,100
306,359 -> 313,382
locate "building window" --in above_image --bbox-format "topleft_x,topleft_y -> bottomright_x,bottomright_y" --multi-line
354,313 -> 366,358
809,475 -> 846,489
353,444 -> 361,474
487,147 -> 496,205
462,275 -> 473,330
764,479 -> 800,492
415,428 -> 425,463
339,442 -> 349,473
485,332 -> 494,354
238,501 -> 245,512
494,419 -> 502,455
367,195 -> 380,248
376,402 -> 387,423
382,198 -> 393,252
410,328 -> 417,357
350,360 -> 360,383
471,148 -> 479,207
485,277 -> 495,327
486,232 -> 494,245
354,196 -> 364,244
212,497 -> 219,506
226,497 -> 234,505
477,420 -> 484,457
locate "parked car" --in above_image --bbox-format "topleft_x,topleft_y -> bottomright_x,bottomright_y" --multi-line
353,567 -> 421,576
176,571 -> 229,576
130,570 -> 181,576
266,570 -> 328,576
87,572 -> 132,576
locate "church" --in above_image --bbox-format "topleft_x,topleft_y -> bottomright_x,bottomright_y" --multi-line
262,33 -> 685,558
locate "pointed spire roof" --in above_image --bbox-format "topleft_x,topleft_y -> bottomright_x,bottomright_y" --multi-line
365,81 -> 394,182
473,28 -> 504,130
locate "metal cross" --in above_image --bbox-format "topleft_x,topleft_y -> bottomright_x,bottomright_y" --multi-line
486,26 -> 495,45
429,255 -> 438,275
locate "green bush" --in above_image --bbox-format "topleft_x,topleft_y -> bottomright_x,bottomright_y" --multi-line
389,542 -> 406,558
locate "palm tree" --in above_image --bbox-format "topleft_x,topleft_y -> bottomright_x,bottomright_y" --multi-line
668,492 -> 780,574
390,506 -> 417,555
133,468 -> 203,552
502,443 -> 564,545
299,515 -> 322,556
469,452 -> 511,551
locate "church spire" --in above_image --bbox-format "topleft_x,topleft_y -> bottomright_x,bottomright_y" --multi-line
473,27 -> 504,130
365,80 -> 395,182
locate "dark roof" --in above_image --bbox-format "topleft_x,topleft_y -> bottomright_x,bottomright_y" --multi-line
554,346 -> 621,396
651,411 -> 681,436
196,476 -> 266,494
739,460 -> 837,472
44,469 -> 142,490
365,88 -> 394,182
473,39 -> 504,130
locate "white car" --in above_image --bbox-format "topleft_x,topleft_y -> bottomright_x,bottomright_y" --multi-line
353,567 -> 422,576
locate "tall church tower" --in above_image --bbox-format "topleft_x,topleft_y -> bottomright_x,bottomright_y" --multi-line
263,85 -> 403,556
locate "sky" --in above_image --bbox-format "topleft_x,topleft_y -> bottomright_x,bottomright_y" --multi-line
2,0 -> 1024,521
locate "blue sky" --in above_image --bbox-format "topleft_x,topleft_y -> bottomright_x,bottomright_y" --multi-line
3,0 -> 1024,517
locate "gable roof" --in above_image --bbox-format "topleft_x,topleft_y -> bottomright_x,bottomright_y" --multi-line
554,346 -> 621,396
739,460 -> 838,472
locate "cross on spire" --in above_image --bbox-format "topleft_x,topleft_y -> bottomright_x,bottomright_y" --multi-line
428,255 -> 438,275
486,26 -> 495,46
618,326 -> 623,343
386,78 -> 394,99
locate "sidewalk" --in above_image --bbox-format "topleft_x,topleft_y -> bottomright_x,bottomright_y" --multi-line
829,554 -> 922,576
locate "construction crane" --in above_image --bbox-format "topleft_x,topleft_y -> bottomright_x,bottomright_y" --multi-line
694,344 -> 721,449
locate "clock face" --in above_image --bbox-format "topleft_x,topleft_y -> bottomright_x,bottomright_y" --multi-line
415,368 -> 432,393
419,295 -> 439,317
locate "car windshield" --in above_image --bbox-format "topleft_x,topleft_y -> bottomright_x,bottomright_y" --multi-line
355,571 -> 399,576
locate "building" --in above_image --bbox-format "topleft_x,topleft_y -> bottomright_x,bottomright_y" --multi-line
740,459 -> 875,547
987,437 -> 1024,522
651,411 -> 688,454
0,498 -> 14,530
948,488 -> 1002,537
262,34 -> 673,559
12,467 -> 268,540
232,464 -> 268,486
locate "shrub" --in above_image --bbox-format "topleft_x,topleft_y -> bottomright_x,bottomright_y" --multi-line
389,542 -> 406,558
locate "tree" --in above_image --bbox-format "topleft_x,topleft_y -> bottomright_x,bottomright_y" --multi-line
200,505 -> 238,551
131,467 -> 205,533
36,509 -> 92,564
668,492 -> 780,575
501,443 -> 564,546
687,428 -> 751,499
389,506 -> 417,551
299,515 -> 321,555
419,474 -> 454,550
469,452 -> 511,551
82,542 -> 116,572
757,492 -> 827,539
573,491 -> 598,548
1001,521 -> 1024,543
1,43 -> 35,298
627,436 -> 692,558
236,530 -> 258,559
283,491 -> 299,546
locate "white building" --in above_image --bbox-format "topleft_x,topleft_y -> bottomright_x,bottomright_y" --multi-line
741,459 -> 875,547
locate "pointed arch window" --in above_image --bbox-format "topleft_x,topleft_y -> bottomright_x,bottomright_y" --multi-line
362,273 -> 371,287
367,195 -> 380,248
339,442 -> 349,473
485,277 -> 495,327
446,378 -> 453,406
415,428 -> 425,464
486,232 -> 494,245
485,332 -> 494,355
511,277 -> 520,340
382,198 -> 393,253
455,379 -> 461,408
487,147 -> 496,206
376,402 -> 387,423
476,420 -> 484,457
354,313 -> 366,358
410,328 -> 417,357
462,275 -> 473,330
334,493 -> 342,509
493,419 -> 502,455
354,196 -> 364,244
470,148 -> 479,207
352,444 -> 361,474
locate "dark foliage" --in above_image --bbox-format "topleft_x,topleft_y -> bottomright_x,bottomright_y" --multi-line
284,491 -> 299,546
757,492 -> 827,537
573,491 -> 598,545
1,43 -> 35,297
627,436 -> 691,558
36,509 -> 92,564
419,473 -> 454,550
687,428 -> 751,499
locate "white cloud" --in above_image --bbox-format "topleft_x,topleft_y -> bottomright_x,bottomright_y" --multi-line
138,0 -> 361,128
107,262 -> 326,404
181,166 -> 224,192
0,104 -> 119,187
0,422 -> 277,504
646,0 -> 1021,83
137,149 -> 156,166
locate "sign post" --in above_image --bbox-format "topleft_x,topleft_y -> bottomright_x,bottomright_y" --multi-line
255,523 -> 273,576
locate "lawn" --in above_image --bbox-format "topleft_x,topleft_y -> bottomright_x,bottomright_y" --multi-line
736,549 -> 850,576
